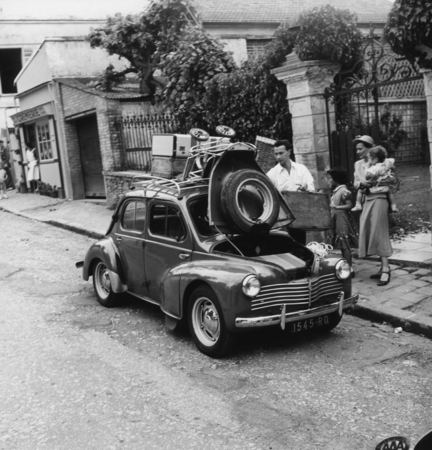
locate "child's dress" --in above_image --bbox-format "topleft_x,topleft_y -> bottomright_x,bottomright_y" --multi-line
330,185 -> 359,251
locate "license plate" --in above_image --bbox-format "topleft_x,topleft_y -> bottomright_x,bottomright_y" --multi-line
291,315 -> 329,333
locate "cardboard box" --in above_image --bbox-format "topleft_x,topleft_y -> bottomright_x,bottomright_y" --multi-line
152,134 -> 196,158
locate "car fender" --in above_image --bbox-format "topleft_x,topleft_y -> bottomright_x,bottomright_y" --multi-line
177,257 -> 282,330
319,257 -> 352,297
82,237 -> 128,293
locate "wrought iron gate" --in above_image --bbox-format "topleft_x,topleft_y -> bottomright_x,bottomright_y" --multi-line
114,113 -> 179,171
324,30 -> 425,182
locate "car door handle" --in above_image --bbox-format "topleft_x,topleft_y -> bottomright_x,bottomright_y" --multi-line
179,253 -> 190,260
116,237 -> 122,242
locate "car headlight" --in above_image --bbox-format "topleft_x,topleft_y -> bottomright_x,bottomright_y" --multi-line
335,260 -> 351,280
242,274 -> 261,297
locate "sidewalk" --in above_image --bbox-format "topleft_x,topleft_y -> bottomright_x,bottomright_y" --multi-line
1,190 -> 431,339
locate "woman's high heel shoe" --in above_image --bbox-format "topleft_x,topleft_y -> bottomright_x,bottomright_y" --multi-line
377,270 -> 391,286
370,270 -> 382,279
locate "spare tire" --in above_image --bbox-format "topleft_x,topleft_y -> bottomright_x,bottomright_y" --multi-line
221,169 -> 280,233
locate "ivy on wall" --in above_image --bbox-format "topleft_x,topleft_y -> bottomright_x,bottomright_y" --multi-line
295,5 -> 363,69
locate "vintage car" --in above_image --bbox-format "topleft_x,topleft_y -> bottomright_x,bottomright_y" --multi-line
77,126 -> 358,358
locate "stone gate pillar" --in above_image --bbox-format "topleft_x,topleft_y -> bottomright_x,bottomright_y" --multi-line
272,52 -> 340,189
421,69 -> 432,240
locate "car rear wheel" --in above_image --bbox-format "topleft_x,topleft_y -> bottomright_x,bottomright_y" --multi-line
188,286 -> 236,358
93,260 -> 122,308
221,169 -> 280,234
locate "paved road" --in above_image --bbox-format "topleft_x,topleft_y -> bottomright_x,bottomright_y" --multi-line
1,211 -> 431,450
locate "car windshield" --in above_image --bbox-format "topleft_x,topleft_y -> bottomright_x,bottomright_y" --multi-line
188,196 -> 218,237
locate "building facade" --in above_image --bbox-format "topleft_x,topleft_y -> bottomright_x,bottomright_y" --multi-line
10,37 -> 143,199
0,0 -> 148,132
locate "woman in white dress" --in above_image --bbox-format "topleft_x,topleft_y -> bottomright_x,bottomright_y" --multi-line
25,144 -> 40,192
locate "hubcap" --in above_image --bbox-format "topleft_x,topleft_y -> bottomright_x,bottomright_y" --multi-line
95,263 -> 111,300
236,180 -> 272,223
192,297 -> 220,346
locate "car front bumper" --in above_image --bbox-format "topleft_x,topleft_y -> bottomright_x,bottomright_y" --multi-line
235,292 -> 358,329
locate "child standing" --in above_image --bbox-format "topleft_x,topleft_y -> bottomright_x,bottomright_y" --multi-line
327,167 -> 358,276
0,164 -> 8,199
352,146 -> 398,212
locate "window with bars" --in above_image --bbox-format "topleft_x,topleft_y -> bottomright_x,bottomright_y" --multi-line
246,39 -> 272,59
37,122 -> 54,161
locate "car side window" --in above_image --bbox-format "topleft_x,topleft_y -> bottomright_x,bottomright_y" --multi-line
150,204 -> 186,240
121,201 -> 146,232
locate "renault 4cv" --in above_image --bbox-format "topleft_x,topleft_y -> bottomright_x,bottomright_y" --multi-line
77,126 -> 358,358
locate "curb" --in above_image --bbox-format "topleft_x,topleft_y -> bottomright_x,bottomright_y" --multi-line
330,250 -> 432,269
44,219 -> 105,240
352,303 -> 432,339
0,207 -> 105,240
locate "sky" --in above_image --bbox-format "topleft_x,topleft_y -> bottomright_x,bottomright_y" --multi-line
0,0 -> 151,20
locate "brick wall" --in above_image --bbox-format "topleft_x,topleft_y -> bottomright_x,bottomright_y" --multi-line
104,171 -> 146,209
95,96 -> 123,172
56,81 -> 156,203
61,84 -> 97,117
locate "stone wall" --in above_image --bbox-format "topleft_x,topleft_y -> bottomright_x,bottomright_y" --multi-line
104,171 -> 148,209
272,53 -> 340,189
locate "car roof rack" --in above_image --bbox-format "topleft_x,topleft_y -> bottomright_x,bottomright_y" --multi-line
131,175 -> 207,198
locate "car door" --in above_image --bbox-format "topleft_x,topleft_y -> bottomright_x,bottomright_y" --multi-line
114,199 -> 148,297
145,201 -> 192,315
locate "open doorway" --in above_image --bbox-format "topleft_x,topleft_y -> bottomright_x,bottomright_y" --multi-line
75,115 -> 105,198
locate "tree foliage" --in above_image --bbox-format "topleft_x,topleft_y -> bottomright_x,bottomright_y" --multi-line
385,0 -> 432,69
202,4 -> 364,143
160,26 -> 236,131
379,104 -> 408,155
295,5 -> 363,69
86,0 -> 235,125
202,24 -> 296,142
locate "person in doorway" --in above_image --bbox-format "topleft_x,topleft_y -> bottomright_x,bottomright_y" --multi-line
25,143 -> 40,193
0,163 -> 8,199
266,139 -> 315,245
0,140 -> 14,190
326,167 -> 358,277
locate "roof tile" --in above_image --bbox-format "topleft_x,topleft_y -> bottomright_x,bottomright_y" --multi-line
194,0 -> 392,24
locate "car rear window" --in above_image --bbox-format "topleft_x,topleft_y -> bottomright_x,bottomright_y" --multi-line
121,201 -> 146,231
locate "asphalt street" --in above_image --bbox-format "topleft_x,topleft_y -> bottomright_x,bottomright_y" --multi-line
1,209 -> 432,450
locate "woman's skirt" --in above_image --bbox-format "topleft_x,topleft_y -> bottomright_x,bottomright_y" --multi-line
359,194 -> 392,258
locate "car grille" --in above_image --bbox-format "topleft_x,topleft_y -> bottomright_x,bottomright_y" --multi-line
251,273 -> 343,311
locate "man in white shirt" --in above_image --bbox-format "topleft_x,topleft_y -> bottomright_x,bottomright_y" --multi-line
266,140 -> 315,244
267,140 -> 315,192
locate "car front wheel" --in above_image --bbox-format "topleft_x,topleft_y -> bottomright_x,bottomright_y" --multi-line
188,286 -> 236,358
93,260 -> 122,308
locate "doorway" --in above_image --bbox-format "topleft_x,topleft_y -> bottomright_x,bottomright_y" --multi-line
76,115 -> 105,198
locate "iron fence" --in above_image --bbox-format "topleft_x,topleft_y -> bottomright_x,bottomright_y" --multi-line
115,113 -> 179,171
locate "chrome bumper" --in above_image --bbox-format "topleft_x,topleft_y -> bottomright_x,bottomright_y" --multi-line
235,293 -> 358,329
